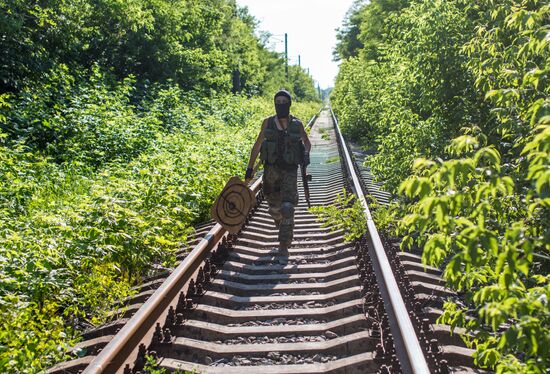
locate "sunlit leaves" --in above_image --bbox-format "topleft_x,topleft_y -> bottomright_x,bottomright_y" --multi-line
448,135 -> 479,156
422,233 -> 449,267
333,0 -> 549,370
0,82 -> 319,372
523,125 -> 550,197
309,189 -> 368,242
397,131 -> 547,368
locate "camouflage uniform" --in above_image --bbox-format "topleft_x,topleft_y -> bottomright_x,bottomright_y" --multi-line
260,115 -> 303,247
263,164 -> 298,246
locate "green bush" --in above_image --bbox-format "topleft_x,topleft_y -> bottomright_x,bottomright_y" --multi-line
0,0 -> 320,370
0,71 -> 319,370
332,0 -> 549,371
309,190 -> 367,242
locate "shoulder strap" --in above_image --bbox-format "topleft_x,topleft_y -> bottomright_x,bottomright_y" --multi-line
267,115 -> 277,130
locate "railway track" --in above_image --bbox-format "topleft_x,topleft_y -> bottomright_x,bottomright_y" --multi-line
49,109 -> 483,374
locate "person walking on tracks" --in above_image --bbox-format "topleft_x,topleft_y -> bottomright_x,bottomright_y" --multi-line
245,90 -> 311,252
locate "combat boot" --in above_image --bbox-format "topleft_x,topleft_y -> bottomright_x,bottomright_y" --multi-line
278,242 -> 290,264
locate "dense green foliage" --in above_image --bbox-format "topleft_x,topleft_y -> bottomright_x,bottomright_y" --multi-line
0,0 -> 319,371
0,0 -> 318,98
332,0 -> 549,372
0,78 -> 317,371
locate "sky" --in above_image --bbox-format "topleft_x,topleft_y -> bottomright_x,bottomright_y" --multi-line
235,0 -> 356,89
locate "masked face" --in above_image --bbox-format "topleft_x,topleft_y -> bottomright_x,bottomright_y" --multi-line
275,96 -> 291,119
275,103 -> 290,118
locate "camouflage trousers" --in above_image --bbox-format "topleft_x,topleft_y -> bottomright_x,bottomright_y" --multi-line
262,164 -> 298,246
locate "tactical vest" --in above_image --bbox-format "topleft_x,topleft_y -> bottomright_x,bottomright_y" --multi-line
260,115 -> 304,166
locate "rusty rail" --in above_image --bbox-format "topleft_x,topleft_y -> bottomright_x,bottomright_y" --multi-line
83,177 -> 263,374
329,107 -> 430,374
306,111 -> 319,128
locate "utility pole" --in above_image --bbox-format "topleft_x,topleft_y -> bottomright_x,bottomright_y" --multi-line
285,33 -> 288,79
318,83 -> 321,99
298,55 -> 301,67
232,69 -> 241,93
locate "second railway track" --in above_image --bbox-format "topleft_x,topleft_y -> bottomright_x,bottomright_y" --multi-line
49,109 -> 481,374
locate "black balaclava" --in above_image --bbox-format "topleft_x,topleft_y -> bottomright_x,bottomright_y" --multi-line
274,89 -> 292,119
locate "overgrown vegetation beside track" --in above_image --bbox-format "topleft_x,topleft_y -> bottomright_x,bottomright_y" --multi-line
0,0 -> 319,371
0,79 -> 317,372
332,0 -> 549,372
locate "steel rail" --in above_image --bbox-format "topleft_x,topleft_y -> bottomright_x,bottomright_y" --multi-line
84,177 -> 263,374
329,108 -> 430,374
82,112 -> 320,373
